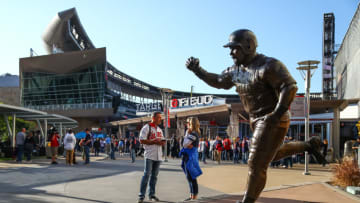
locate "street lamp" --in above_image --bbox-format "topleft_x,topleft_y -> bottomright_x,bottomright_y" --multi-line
160,88 -> 173,162
297,60 -> 319,175
190,85 -> 194,98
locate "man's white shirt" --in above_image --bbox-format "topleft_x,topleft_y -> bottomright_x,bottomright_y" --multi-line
139,124 -> 164,161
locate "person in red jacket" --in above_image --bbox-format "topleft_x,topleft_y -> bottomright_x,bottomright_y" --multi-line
214,136 -> 223,164
223,136 -> 232,161
50,131 -> 60,164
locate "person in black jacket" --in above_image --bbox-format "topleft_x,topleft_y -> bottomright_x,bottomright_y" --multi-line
171,135 -> 179,159
93,138 -> 101,157
24,132 -> 35,163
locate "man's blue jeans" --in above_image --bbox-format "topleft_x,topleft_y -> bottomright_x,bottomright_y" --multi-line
234,151 -> 240,163
201,150 -> 206,163
242,151 -> 249,164
16,145 -> 24,162
131,148 -> 136,162
84,146 -> 90,164
139,158 -> 161,198
110,148 -> 115,160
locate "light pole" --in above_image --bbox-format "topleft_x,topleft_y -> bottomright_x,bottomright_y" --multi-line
297,60 -> 319,175
160,88 -> 173,162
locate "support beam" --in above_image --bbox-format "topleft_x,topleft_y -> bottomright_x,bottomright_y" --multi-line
3,115 -> 12,138
358,100 -> 360,120
332,107 -> 340,160
12,114 -> 16,148
59,123 -> 63,145
36,120 -> 44,139
177,118 -> 185,140
118,125 -> 121,138
44,119 -> 48,146
229,110 -> 239,139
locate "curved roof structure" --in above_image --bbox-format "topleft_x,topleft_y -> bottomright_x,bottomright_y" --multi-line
0,103 -> 78,129
42,8 -> 95,54
41,8 -> 239,102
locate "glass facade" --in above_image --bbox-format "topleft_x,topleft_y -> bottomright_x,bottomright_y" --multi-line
22,62 -> 108,109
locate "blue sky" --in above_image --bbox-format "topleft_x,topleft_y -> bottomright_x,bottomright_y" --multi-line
0,0 -> 358,94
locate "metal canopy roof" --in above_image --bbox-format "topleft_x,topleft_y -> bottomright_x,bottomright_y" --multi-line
0,104 -> 77,128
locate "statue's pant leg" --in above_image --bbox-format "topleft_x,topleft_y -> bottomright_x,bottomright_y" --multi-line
243,120 -> 288,203
272,141 -> 307,162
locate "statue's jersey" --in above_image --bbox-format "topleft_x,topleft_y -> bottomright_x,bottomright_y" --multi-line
221,54 -> 296,120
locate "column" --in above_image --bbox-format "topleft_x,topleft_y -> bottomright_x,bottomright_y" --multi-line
332,107 -> 340,160
358,100 -> 360,120
12,114 -> 16,148
229,110 -> 239,139
177,119 -> 185,139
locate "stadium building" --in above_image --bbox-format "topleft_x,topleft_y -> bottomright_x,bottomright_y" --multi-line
18,7 -> 360,159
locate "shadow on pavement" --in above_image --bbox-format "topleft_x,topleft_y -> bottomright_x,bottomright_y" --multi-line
0,190 -> 110,203
195,194 -> 321,203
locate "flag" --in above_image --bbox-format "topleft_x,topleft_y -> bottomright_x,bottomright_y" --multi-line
168,109 -> 171,127
163,108 -> 171,128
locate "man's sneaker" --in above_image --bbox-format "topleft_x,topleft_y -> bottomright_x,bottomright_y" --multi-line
149,195 -> 160,201
138,197 -> 144,203
306,136 -> 328,165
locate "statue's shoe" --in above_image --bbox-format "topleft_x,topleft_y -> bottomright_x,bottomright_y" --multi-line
306,136 -> 328,165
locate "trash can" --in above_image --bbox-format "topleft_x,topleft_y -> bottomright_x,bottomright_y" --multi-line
344,140 -> 354,157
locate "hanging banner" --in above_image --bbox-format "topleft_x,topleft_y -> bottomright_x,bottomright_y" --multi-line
290,96 -> 305,117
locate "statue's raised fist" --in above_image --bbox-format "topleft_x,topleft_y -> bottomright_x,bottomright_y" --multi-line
186,57 -> 200,71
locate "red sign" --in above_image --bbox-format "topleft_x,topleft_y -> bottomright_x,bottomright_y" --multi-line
171,99 -> 178,108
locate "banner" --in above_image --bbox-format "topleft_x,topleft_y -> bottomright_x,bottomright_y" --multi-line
290,96 -> 305,117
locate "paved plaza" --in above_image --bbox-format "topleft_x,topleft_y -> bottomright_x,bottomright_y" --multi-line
0,154 -> 359,203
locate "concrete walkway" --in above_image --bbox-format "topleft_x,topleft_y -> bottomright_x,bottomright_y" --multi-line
196,162 -> 359,203
0,155 -> 359,203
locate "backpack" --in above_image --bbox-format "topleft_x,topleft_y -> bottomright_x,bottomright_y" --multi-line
224,139 -> 231,150
215,140 -> 224,151
147,124 -> 153,139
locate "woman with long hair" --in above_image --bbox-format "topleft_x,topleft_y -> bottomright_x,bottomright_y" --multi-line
180,117 -> 202,201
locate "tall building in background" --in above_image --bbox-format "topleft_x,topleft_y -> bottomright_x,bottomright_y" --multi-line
322,13 -> 336,99
19,8 -> 239,130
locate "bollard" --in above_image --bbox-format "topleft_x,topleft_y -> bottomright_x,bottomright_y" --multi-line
344,140 -> 354,157
358,149 -> 360,168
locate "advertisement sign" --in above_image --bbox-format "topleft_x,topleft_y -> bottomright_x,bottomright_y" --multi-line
136,102 -> 162,113
171,95 -> 213,109
135,95 -> 226,116
290,96 -> 305,117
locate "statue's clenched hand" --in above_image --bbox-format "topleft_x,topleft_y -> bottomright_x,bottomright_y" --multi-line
186,57 -> 200,72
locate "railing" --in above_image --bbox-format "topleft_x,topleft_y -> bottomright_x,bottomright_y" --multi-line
25,102 -> 113,111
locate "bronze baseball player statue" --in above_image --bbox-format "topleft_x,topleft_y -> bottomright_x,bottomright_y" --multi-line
186,29 -> 327,203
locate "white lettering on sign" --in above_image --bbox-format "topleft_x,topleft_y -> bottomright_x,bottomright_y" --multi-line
171,95 -> 213,108
107,69 -> 149,90
107,70 -> 132,84
133,81 -> 150,91
107,70 -> 113,75
136,102 -> 162,112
